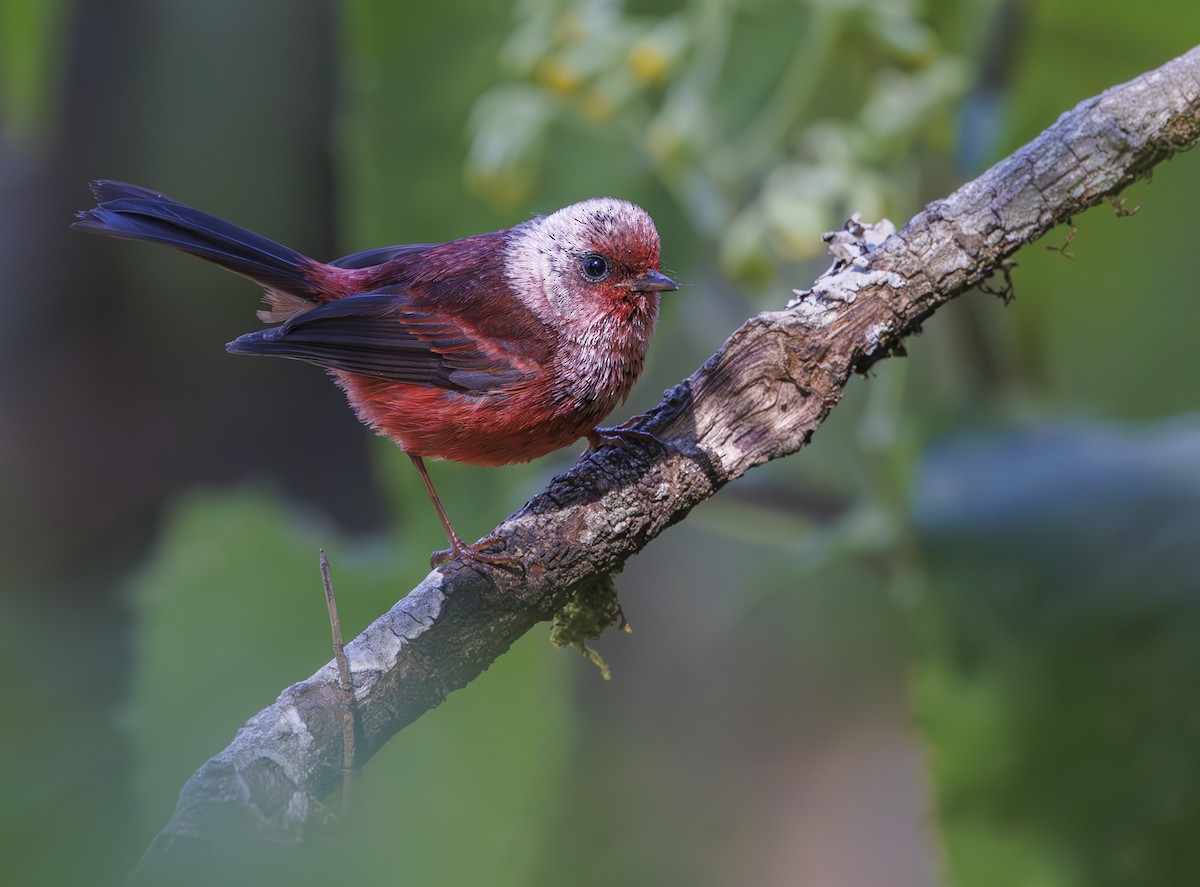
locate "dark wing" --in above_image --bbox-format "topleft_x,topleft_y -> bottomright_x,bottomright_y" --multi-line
226,289 -> 533,392
328,243 -> 438,270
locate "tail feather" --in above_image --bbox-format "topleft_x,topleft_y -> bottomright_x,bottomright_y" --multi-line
73,180 -> 317,297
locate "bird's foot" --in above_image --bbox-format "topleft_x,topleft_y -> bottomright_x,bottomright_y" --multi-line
430,535 -> 521,570
587,416 -> 668,453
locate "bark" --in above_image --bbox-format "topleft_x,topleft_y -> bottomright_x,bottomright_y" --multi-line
131,45 -> 1200,878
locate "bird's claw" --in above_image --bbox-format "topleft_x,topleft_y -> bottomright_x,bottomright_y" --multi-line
430,536 -> 522,570
587,419 -> 668,453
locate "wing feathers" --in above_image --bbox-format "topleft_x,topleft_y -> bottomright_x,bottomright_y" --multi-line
227,292 -> 533,392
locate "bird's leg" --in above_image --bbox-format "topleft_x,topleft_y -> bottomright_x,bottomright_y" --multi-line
408,455 -> 518,568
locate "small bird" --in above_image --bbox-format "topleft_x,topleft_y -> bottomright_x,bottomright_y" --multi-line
74,181 -> 677,566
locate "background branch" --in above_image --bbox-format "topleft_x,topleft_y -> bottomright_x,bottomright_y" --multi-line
132,45 -> 1200,878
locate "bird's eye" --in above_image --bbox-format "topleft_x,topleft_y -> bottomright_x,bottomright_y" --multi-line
581,254 -> 610,281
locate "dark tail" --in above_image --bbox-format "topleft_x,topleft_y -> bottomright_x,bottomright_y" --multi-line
73,180 -> 317,296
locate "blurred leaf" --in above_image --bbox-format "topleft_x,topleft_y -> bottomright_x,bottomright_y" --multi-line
327,626 -> 574,887
0,0 -> 67,139
466,85 -> 555,208
126,490 -> 575,883
339,0 -> 513,245
126,491 -> 370,841
911,419 -> 1200,887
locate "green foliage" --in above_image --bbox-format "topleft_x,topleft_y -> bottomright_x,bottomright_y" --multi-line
911,423 -> 1200,887
126,491 -> 350,839
339,0 -> 515,245
549,573 -> 629,679
467,0 -> 969,283
0,0 -> 67,139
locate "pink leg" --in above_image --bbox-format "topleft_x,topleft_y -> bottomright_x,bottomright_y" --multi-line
408,455 -> 518,567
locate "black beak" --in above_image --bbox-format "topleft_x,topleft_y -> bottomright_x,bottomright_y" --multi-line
619,269 -> 678,293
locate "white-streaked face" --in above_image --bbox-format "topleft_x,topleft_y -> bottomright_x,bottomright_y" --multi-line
503,197 -> 664,324
502,197 -> 671,416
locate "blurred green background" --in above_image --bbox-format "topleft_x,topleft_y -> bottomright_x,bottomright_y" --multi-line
2,1 -> 1199,885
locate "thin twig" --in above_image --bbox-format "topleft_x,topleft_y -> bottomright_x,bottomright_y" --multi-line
320,549 -> 356,815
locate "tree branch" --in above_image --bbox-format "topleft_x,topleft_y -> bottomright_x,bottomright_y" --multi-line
132,45 -> 1200,876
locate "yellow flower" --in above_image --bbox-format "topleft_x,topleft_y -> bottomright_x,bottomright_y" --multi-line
535,57 -> 582,94
629,41 -> 669,85
578,91 -> 615,122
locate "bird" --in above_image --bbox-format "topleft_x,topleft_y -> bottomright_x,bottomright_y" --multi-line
73,180 -> 677,566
